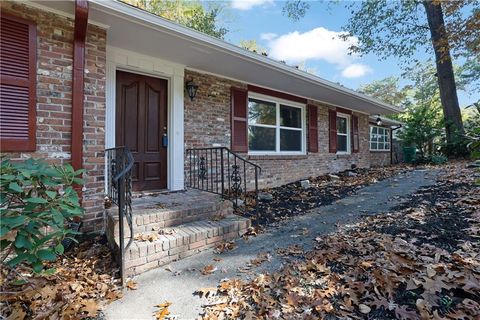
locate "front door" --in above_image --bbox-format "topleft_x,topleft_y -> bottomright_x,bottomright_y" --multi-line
116,70 -> 168,191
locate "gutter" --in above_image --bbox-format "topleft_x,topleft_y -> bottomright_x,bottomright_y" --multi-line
72,0 -> 88,190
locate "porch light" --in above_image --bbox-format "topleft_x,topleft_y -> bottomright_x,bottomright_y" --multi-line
185,80 -> 199,101
376,117 -> 383,126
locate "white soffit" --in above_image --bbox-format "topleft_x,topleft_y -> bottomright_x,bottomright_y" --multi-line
32,0 -> 401,115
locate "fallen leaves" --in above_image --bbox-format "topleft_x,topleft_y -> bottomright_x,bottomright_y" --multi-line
214,240 -> 236,254
126,279 -> 138,290
201,265 -> 217,275
0,237 -> 122,319
200,163 -> 480,319
154,301 -> 172,320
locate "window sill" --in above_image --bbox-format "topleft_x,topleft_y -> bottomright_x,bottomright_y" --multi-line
248,154 -> 308,160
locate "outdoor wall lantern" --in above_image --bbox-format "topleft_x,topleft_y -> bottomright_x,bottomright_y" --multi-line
376,117 -> 383,126
185,80 -> 199,101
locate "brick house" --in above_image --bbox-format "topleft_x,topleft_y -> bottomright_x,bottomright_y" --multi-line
0,1 -> 402,274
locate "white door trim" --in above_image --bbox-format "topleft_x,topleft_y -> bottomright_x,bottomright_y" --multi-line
105,46 -> 185,191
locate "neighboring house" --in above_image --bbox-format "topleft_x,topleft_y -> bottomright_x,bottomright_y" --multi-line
0,0 -> 402,233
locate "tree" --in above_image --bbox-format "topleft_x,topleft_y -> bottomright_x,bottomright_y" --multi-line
239,39 -> 267,55
283,0 -> 480,155
122,0 -> 228,39
358,77 -> 408,107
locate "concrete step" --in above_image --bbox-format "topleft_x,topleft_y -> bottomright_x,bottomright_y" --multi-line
122,215 -> 250,275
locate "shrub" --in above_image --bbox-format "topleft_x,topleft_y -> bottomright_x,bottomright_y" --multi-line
430,154 -> 448,165
0,158 -> 84,273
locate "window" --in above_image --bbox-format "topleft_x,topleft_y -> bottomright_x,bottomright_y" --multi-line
0,14 -> 37,151
336,113 -> 350,154
248,95 -> 305,154
370,126 -> 391,151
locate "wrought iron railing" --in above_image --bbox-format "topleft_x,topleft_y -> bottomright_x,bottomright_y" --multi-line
185,147 -> 261,209
105,146 -> 134,286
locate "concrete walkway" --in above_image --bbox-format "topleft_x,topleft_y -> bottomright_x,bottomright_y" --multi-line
104,168 -> 439,320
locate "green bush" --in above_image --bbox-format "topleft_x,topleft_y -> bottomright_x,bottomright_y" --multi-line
0,158 -> 84,273
430,154 -> 448,165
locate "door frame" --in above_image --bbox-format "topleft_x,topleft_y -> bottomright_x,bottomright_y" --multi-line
105,46 -> 185,192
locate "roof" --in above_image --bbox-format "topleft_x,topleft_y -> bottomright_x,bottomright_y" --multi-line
29,0 -> 402,115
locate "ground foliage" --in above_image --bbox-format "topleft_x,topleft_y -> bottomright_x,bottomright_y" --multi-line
201,163 -> 480,319
241,165 -> 412,228
0,236 -> 122,319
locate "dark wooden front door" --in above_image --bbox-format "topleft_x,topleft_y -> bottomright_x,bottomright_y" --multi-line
116,71 -> 168,191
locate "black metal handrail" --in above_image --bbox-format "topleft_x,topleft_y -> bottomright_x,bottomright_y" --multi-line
105,146 -> 134,286
185,147 -> 261,209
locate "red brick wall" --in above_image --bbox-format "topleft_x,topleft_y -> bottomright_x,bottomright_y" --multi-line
0,2 -> 107,231
184,69 -> 390,189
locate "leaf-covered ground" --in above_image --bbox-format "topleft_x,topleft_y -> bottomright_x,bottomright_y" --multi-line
0,237 -> 122,319
202,163 -> 480,319
241,165 -> 413,227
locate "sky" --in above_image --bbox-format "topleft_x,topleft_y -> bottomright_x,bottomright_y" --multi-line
205,0 -> 478,107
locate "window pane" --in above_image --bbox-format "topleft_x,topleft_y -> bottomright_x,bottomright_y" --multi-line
248,126 -> 276,151
385,143 -> 390,150
337,134 -> 348,152
337,117 -> 347,134
385,132 -> 390,142
248,99 -> 276,125
371,142 -> 377,150
371,126 -> 377,135
280,105 -> 301,128
378,142 -> 385,150
280,129 -> 302,151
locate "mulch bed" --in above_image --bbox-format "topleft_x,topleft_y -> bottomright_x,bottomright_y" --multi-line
201,162 -> 480,319
240,165 -> 413,227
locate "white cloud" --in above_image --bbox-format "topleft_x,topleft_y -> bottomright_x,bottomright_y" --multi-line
264,27 -> 372,78
267,27 -> 357,66
260,32 -> 278,41
341,64 -> 373,78
231,0 -> 274,10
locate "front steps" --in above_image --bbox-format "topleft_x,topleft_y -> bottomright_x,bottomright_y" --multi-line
106,190 -> 250,276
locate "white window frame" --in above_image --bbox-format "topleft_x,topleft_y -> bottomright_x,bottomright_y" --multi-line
247,93 -> 306,155
370,125 -> 391,151
336,113 -> 351,155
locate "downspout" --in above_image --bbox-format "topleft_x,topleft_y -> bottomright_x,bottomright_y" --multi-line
391,125 -> 402,164
72,0 -> 89,173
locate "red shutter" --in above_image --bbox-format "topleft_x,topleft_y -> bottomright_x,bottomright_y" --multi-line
352,115 -> 359,153
0,14 -> 36,152
307,104 -> 318,153
328,109 -> 337,153
230,87 -> 248,152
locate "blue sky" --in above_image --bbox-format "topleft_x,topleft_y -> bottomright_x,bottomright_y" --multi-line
207,0 -> 477,106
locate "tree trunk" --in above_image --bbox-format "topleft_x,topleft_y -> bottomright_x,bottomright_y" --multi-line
422,1 -> 464,149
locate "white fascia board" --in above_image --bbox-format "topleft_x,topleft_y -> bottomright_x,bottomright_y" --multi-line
90,0 -> 401,114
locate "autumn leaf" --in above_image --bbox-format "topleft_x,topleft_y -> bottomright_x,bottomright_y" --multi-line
126,280 -> 138,290
154,301 -> 171,320
201,265 -> 217,275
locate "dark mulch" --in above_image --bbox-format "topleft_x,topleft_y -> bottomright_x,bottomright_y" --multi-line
239,166 -> 412,227
375,180 -> 476,252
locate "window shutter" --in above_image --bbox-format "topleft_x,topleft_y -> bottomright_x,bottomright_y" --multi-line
307,104 -> 318,153
230,87 -> 248,152
0,14 -> 36,152
328,109 -> 337,153
352,115 -> 359,153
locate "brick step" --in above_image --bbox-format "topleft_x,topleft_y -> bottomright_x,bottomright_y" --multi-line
122,215 -> 250,275
106,199 -> 233,242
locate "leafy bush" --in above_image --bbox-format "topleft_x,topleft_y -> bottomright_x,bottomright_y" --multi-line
0,158 -> 84,273
465,101 -> 480,159
430,154 -> 448,165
